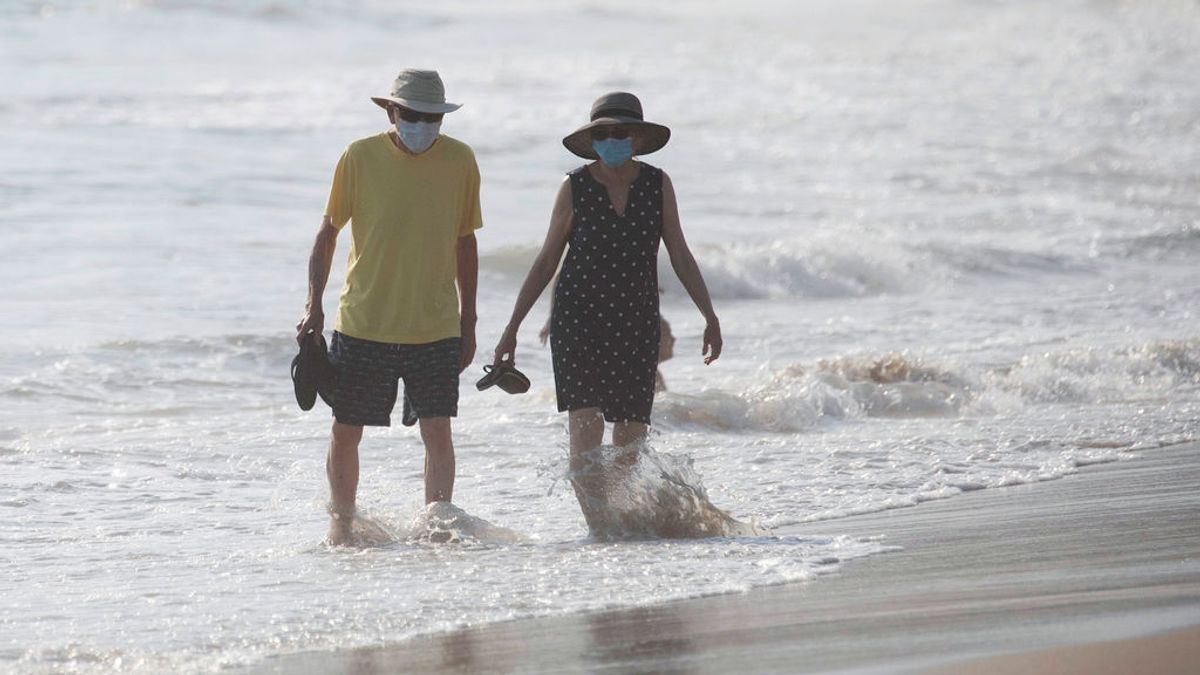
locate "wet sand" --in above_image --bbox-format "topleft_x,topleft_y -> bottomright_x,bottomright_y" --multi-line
932,624 -> 1200,675
250,442 -> 1200,674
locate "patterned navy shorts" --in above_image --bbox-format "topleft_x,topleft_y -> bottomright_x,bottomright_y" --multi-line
328,331 -> 461,427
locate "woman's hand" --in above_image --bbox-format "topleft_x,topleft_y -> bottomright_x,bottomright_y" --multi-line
494,326 -> 519,364
702,320 -> 722,365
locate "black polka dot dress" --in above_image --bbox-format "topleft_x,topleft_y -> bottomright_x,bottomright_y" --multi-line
550,163 -> 663,424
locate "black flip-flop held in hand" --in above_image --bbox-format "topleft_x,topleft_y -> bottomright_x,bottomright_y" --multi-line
291,329 -> 337,411
476,358 -> 530,395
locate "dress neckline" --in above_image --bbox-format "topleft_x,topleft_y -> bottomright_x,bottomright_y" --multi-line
584,163 -> 644,219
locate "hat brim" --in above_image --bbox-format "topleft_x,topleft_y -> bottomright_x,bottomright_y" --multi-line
562,117 -> 671,160
371,96 -> 462,114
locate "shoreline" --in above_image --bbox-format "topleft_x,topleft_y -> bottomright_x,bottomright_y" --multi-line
249,442 -> 1200,673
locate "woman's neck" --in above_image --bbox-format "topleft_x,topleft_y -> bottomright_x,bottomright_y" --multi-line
592,159 -> 638,182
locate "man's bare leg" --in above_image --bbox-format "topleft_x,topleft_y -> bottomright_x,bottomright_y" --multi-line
327,421 -> 363,545
419,417 -> 454,504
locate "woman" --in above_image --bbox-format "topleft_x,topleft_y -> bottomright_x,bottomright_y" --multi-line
493,91 -> 721,458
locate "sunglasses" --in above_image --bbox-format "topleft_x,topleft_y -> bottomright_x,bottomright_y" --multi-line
590,127 -> 632,141
392,106 -> 444,124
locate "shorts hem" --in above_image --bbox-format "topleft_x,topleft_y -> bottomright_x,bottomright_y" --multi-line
332,413 -> 391,428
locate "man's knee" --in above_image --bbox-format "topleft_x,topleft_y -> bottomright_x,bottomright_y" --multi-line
418,417 -> 452,447
331,421 -> 363,448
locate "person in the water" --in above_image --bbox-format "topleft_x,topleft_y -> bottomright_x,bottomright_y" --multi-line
297,69 -> 482,545
492,92 -> 722,533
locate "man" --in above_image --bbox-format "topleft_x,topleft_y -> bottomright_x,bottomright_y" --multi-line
296,69 -> 481,545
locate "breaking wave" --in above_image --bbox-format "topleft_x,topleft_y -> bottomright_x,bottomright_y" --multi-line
656,339 -> 1200,432
478,234 -> 1112,301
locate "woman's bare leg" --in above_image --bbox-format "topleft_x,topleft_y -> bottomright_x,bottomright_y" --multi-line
612,421 -> 648,448
568,408 -> 605,457
567,408 -> 607,532
611,420 -> 648,469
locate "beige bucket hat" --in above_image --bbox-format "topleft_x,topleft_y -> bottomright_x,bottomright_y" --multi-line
370,69 -> 462,114
562,92 -> 671,160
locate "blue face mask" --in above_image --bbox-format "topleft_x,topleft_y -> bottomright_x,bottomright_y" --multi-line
592,138 -> 634,168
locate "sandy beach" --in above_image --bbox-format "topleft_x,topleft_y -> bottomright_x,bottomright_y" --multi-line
250,442 -> 1200,673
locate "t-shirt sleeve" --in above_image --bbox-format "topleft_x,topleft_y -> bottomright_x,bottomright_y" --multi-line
459,152 -> 483,236
324,148 -> 354,230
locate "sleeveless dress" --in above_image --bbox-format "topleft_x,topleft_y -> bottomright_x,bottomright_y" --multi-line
550,162 -> 663,424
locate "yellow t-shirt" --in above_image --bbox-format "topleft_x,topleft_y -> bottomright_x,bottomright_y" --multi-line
325,132 -> 483,344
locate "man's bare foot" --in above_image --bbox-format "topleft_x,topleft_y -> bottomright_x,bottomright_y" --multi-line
326,512 -> 354,546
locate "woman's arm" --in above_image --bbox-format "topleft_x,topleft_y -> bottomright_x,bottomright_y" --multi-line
660,172 -> 722,365
538,272 -> 559,346
493,178 -> 574,363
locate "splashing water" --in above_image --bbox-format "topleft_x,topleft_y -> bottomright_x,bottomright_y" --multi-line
567,443 -> 764,540
401,501 -> 528,545
330,502 -> 528,547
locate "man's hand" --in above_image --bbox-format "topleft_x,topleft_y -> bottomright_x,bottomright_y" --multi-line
459,321 -> 477,373
296,308 -> 324,344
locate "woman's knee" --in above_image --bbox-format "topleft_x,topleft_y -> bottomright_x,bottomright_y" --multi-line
569,410 -> 604,436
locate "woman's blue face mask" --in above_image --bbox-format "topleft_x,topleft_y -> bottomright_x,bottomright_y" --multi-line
592,137 -> 634,167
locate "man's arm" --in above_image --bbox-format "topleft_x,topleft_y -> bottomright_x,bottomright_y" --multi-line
456,233 -> 479,372
296,216 -> 338,343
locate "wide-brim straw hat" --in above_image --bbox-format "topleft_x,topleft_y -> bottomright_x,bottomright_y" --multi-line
562,92 -> 670,160
370,69 -> 462,114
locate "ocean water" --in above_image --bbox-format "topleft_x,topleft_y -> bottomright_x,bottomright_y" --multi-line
2,0 -> 1199,671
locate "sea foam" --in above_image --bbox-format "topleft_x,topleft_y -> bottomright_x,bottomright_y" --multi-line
656,341 -> 1200,433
